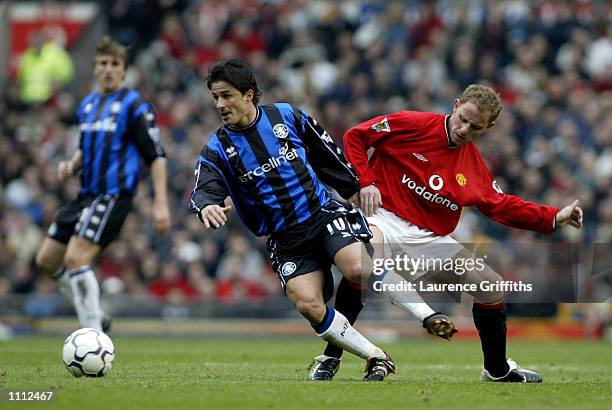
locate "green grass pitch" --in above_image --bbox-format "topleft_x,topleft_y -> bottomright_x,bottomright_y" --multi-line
1,336 -> 610,409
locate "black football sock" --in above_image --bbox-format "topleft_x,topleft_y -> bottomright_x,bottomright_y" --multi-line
323,277 -> 366,359
473,302 -> 510,377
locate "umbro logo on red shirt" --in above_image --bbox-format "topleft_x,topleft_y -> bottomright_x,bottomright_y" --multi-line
412,153 -> 428,162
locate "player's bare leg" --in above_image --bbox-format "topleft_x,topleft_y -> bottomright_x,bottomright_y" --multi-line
365,225 -> 456,337
286,270 -> 386,358
326,225 -> 457,344
36,236 -> 111,332
309,274 -> 365,380
62,236 -> 104,331
312,226 -> 455,380
36,237 -> 66,274
309,244 -> 368,380
285,270 -> 327,325
289,266 -> 393,381
35,237 -> 74,302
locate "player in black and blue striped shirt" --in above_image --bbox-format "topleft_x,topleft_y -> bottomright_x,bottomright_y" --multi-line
190,59 -> 395,381
36,36 -> 170,332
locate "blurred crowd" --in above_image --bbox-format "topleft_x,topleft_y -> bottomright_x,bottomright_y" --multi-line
1,0 -> 611,317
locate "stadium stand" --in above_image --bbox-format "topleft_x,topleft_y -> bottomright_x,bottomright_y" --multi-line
0,0 -> 610,333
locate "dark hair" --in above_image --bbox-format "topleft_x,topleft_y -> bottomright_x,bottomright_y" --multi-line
206,59 -> 262,105
95,35 -> 128,67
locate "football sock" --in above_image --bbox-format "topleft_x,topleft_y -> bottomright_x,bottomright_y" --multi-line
51,266 -> 74,300
66,266 -> 103,331
472,302 -> 510,377
314,306 -> 385,360
383,270 -> 436,321
324,278 -> 366,359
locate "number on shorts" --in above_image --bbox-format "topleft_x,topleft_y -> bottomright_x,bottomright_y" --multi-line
326,218 -> 346,235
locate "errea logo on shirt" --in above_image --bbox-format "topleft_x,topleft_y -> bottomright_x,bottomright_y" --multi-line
226,146 -> 237,158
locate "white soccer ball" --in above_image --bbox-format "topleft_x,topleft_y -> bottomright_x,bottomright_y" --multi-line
62,328 -> 115,377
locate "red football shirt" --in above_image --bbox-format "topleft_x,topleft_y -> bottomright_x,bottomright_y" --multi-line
343,111 -> 558,236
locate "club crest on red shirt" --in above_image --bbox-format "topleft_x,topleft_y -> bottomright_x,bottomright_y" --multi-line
456,173 -> 467,186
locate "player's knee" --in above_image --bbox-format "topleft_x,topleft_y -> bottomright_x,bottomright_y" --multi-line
63,251 -> 90,271
35,253 -> 54,274
342,262 -> 370,285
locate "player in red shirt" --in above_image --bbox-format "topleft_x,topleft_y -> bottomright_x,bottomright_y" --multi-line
320,84 -> 583,383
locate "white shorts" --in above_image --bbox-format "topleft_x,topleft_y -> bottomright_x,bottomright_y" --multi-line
366,207 -> 463,278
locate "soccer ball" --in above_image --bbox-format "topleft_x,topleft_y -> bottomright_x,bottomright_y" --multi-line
62,328 -> 115,377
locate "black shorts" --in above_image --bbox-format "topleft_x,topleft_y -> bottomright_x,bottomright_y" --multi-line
266,200 -> 371,302
46,193 -> 133,248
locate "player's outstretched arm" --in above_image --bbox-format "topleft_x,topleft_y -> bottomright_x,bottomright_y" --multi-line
189,149 -> 231,225
555,199 -> 583,229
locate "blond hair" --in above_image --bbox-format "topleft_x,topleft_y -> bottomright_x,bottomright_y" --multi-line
459,84 -> 502,124
95,35 -> 128,67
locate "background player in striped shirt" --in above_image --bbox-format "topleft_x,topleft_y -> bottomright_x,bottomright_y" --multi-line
35,36 -> 171,332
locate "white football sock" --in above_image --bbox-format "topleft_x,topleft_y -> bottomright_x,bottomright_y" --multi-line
53,266 -> 74,300
67,266 -> 102,331
382,270 -> 435,321
315,307 -> 385,360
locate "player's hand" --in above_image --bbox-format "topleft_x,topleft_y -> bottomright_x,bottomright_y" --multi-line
200,204 -> 233,229
153,201 -> 171,234
347,192 -> 360,207
57,161 -> 75,181
555,199 -> 583,229
360,184 -> 382,217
